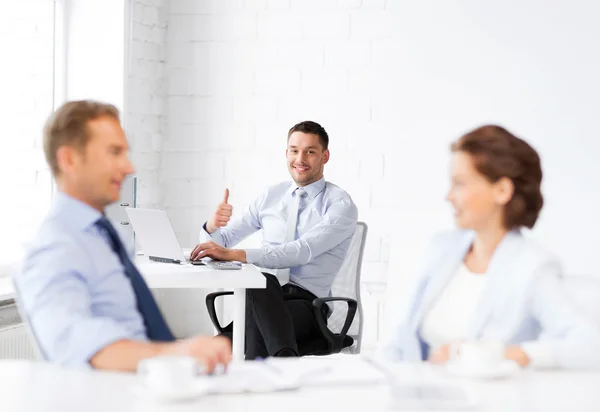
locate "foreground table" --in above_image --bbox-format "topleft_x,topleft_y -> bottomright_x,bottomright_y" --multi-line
136,257 -> 266,361
1,359 -> 599,412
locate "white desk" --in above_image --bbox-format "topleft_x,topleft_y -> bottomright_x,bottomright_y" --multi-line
1,359 -> 599,411
135,257 -> 266,361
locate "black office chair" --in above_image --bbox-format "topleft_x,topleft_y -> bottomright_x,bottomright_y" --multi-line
205,222 -> 368,356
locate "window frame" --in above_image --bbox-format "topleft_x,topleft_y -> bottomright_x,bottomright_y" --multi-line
0,0 -> 65,275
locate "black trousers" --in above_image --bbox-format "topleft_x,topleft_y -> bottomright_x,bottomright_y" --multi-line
222,272 -> 326,360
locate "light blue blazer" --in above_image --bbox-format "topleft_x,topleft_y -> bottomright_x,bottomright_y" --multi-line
379,229 -> 600,369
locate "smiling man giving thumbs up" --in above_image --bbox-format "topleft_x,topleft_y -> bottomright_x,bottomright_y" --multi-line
190,121 -> 357,360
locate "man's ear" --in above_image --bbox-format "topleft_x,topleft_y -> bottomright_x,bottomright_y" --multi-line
56,146 -> 75,176
322,149 -> 330,164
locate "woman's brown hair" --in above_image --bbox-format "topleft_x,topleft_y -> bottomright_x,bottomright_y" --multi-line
451,125 -> 544,229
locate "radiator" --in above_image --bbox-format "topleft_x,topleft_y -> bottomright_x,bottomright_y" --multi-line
0,323 -> 35,360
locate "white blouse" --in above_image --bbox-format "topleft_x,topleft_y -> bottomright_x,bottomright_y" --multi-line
420,264 -> 487,350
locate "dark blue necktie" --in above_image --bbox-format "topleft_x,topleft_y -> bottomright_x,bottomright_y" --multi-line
95,216 -> 175,342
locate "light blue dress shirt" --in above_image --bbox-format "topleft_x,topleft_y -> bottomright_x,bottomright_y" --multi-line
200,178 -> 358,298
15,192 -> 147,366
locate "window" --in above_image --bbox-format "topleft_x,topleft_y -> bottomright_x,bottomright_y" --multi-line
0,0 -> 64,267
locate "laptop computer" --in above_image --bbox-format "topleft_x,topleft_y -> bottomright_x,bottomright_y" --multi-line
125,208 -> 188,264
125,208 -> 242,270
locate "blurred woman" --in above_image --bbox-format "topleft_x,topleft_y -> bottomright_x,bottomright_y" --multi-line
378,125 -> 600,369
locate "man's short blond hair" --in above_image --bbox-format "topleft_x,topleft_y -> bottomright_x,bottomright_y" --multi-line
43,100 -> 120,176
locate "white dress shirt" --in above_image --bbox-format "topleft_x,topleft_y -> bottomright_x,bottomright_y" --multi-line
199,177 -> 358,298
420,264 -> 487,350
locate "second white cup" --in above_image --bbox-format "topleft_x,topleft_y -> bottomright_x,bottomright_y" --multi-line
449,341 -> 505,369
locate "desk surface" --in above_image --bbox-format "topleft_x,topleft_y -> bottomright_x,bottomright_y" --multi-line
1,359 -> 599,412
135,256 -> 266,289
0,259 -> 266,300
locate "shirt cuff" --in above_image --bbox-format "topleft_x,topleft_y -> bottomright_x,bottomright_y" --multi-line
199,222 -> 223,244
520,341 -> 556,369
69,320 -> 144,368
244,248 -> 262,265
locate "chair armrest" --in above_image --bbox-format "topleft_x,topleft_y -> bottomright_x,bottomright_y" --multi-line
312,297 -> 358,352
205,291 -> 233,334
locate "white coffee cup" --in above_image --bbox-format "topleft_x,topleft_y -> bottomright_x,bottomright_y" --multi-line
449,341 -> 505,369
137,356 -> 199,394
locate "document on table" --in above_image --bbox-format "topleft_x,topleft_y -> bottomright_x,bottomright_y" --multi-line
200,361 -> 299,394
200,357 -> 387,394
266,356 -> 387,387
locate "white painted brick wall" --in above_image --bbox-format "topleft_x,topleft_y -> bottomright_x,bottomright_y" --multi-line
162,0 -> 393,275
157,0 -> 396,348
128,0 -> 168,210
130,1 -> 600,350
128,0 -> 219,339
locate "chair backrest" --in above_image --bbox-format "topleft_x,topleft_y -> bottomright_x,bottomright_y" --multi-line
328,222 -> 368,353
11,277 -> 46,361
563,275 -> 600,329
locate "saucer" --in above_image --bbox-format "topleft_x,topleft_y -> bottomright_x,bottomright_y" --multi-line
133,381 -> 210,403
446,360 -> 520,380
